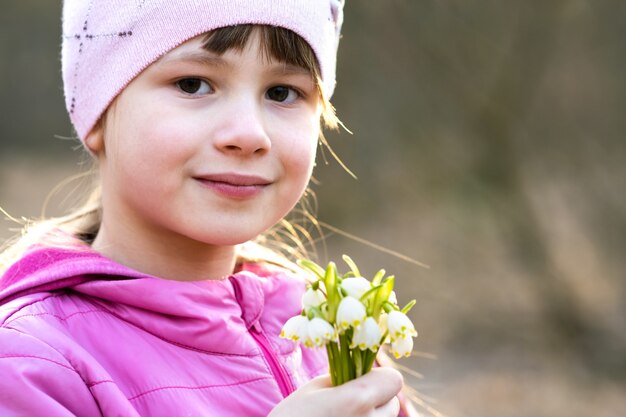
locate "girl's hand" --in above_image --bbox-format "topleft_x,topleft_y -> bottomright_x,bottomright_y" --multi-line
269,368 -> 403,417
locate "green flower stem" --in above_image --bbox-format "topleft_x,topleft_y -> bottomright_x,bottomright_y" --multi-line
353,348 -> 363,378
326,343 -> 336,386
339,333 -> 353,382
328,341 -> 343,384
363,349 -> 377,374
327,340 -> 379,385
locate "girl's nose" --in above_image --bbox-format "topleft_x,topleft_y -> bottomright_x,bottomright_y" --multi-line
212,97 -> 271,156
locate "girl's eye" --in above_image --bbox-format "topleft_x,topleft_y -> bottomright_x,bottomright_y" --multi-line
176,78 -> 212,95
266,86 -> 299,104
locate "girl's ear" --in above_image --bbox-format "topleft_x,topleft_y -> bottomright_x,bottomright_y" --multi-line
84,120 -> 105,154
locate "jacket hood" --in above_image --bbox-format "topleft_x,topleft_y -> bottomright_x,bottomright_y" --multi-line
0,245 -> 306,355
0,245 -> 146,305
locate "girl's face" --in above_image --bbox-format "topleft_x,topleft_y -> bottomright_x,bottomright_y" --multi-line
88,32 -> 321,269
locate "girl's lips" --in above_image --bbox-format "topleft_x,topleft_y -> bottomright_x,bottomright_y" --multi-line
194,173 -> 272,199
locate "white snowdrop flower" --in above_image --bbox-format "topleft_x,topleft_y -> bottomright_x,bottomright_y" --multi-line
340,277 -> 371,299
350,316 -> 383,351
379,313 -> 391,343
301,329 -> 314,348
335,296 -> 367,331
302,287 -> 326,310
390,333 -> 414,358
388,291 -> 398,306
306,318 -> 336,347
386,310 -> 418,341
280,315 -> 309,342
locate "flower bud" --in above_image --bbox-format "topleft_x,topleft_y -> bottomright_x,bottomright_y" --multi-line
350,316 -> 382,351
302,287 -> 326,310
388,291 -> 398,306
386,310 -> 418,341
307,318 -> 336,347
335,296 -> 367,331
340,277 -> 371,299
390,333 -> 414,358
280,315 -> 309,342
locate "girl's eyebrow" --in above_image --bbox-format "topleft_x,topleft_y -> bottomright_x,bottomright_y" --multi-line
159,50 -> 310,75
157,51 -> 230,68
266,63 -> 311,77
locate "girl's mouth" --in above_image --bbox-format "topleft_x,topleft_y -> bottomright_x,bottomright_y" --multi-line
193,173 -> 272,199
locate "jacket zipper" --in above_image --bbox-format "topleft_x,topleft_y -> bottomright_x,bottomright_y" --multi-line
250,321 -> 295,398
230,276 -> 295,398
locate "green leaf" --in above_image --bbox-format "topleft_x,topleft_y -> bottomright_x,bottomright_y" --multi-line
359,284 -> 382,316
324,262 -> 340,322
401,299 -> 417,314
359,284 -> 382,303
372,276 -> 395,318
372,269 -> 386,286
297,259 -> 326,280
342,254 -> 361,277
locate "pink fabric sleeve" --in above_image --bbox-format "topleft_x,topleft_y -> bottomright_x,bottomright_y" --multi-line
0,328 -> 102,417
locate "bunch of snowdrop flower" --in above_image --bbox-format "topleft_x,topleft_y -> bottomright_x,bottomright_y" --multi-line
280,255 -> 417,385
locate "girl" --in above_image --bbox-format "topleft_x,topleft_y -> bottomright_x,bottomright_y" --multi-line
0,1 -> 412,416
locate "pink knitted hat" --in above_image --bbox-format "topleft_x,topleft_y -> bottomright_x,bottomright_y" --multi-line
61,0 -> 345,140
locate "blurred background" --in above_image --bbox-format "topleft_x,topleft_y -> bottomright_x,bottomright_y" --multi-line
1,1 -> 625,416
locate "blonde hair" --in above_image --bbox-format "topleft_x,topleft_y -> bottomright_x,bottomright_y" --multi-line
0,24 -> 339,275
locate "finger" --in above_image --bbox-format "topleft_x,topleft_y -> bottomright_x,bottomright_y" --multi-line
298,374 -> 333,392
375,397 -> 400,417
340,368 -> 403,408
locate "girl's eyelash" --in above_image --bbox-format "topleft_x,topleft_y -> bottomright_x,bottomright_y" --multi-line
275,85 -> 308,100
265,85 -> 306,104
174,77 -> 213,95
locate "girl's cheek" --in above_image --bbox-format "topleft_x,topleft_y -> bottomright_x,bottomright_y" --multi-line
282,120 -> 319,163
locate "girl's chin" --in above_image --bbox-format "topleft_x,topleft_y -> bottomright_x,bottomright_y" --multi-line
186,230 -> 271,247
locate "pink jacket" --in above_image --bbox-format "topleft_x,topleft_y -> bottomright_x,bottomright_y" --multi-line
0,246 -> 328,416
